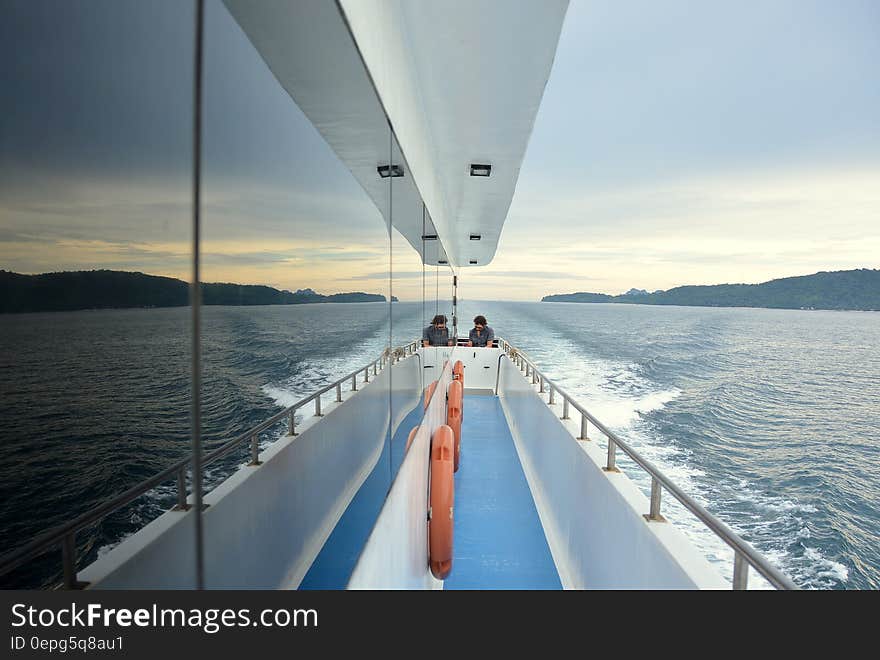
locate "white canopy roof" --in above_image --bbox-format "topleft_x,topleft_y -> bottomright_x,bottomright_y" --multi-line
224,0 -> 568,268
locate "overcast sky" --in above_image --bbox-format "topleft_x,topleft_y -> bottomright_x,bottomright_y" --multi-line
1,0 -> 878,301
466,0 -> 880,299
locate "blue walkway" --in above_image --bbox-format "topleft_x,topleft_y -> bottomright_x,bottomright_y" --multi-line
298,399 -> 424,589
443,394 -> 562,590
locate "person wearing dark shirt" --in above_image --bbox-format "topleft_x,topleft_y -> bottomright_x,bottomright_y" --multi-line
422,314 -> 453,347
467,315 -> 495,347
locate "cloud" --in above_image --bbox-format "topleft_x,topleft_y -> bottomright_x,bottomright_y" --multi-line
345,270 -> 422,281
0,229 -> 46,243
203,251 -> 301,266
0,237 -> 190,277
471,270 -> 592,280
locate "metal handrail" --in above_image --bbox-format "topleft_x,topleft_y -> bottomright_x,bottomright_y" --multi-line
496,337 -> 799,591
0,340 -> 421,588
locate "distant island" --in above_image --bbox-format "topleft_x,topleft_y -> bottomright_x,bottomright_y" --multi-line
0,269 -> 397,313
542,269 -> 880,312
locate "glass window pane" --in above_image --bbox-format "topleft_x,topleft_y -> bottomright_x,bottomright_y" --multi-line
199,0 -> 392,589
0,0 -> 195,588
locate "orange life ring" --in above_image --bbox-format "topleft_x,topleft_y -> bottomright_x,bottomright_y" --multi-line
423,380 -> 438,410
405,426 -> 419,453
453,360 -> 465,387
429,424 -> 455,580
447,380 -> 463,472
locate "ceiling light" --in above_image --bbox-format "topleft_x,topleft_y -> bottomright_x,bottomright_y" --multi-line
469,163 -> 491,177
377,165 -> 404,178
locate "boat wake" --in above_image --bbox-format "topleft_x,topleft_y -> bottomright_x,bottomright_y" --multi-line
506,317 -> 843,589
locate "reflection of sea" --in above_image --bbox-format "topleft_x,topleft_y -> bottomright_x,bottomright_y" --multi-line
2,301 -> 878,589
0,302 -> 422,588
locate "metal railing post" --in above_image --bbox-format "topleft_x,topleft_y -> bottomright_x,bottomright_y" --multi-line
288,410 -> 296,436
250,433 -> 261,465
605,437 -> 617,471
578,414 -> 589,440
351,374 -> 357,391
539,376 -> 545,393
733,553 -> 749,590
314,395 -> 322,417
562,398 -> 570,420
549,387 -> 555,405
364,367 -> 369,383
62,533 -> 76,590
336,383 -> 343,403
648,478 -> 663,521
175,468 -> 188,510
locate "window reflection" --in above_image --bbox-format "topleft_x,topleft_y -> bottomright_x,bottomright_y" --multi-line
0,0 -> 450,591
0,0 -> 195,588
201,0 -> 393,589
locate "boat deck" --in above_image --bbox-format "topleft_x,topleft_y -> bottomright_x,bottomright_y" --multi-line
300,392 -> 561,589
444,393 -> 561,590
298,398 -> 424,589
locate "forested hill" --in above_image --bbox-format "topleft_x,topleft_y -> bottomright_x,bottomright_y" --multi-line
542,269 -> 880,311
0,270 -> 392,313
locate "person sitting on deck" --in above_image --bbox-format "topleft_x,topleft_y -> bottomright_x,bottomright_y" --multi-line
422,314 -> 454,347
467,315 -> 495,347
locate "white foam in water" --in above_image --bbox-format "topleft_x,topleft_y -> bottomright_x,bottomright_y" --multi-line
717,477 -> 849,588
261,385 -> 301,409
97,540 -> 121,558
628,425 -> 843,590
734,488 -> 818,515
261,331 -> 389,411
256,330 -> 395,461
521,328 -> 834,589
803,548 -> 849,584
